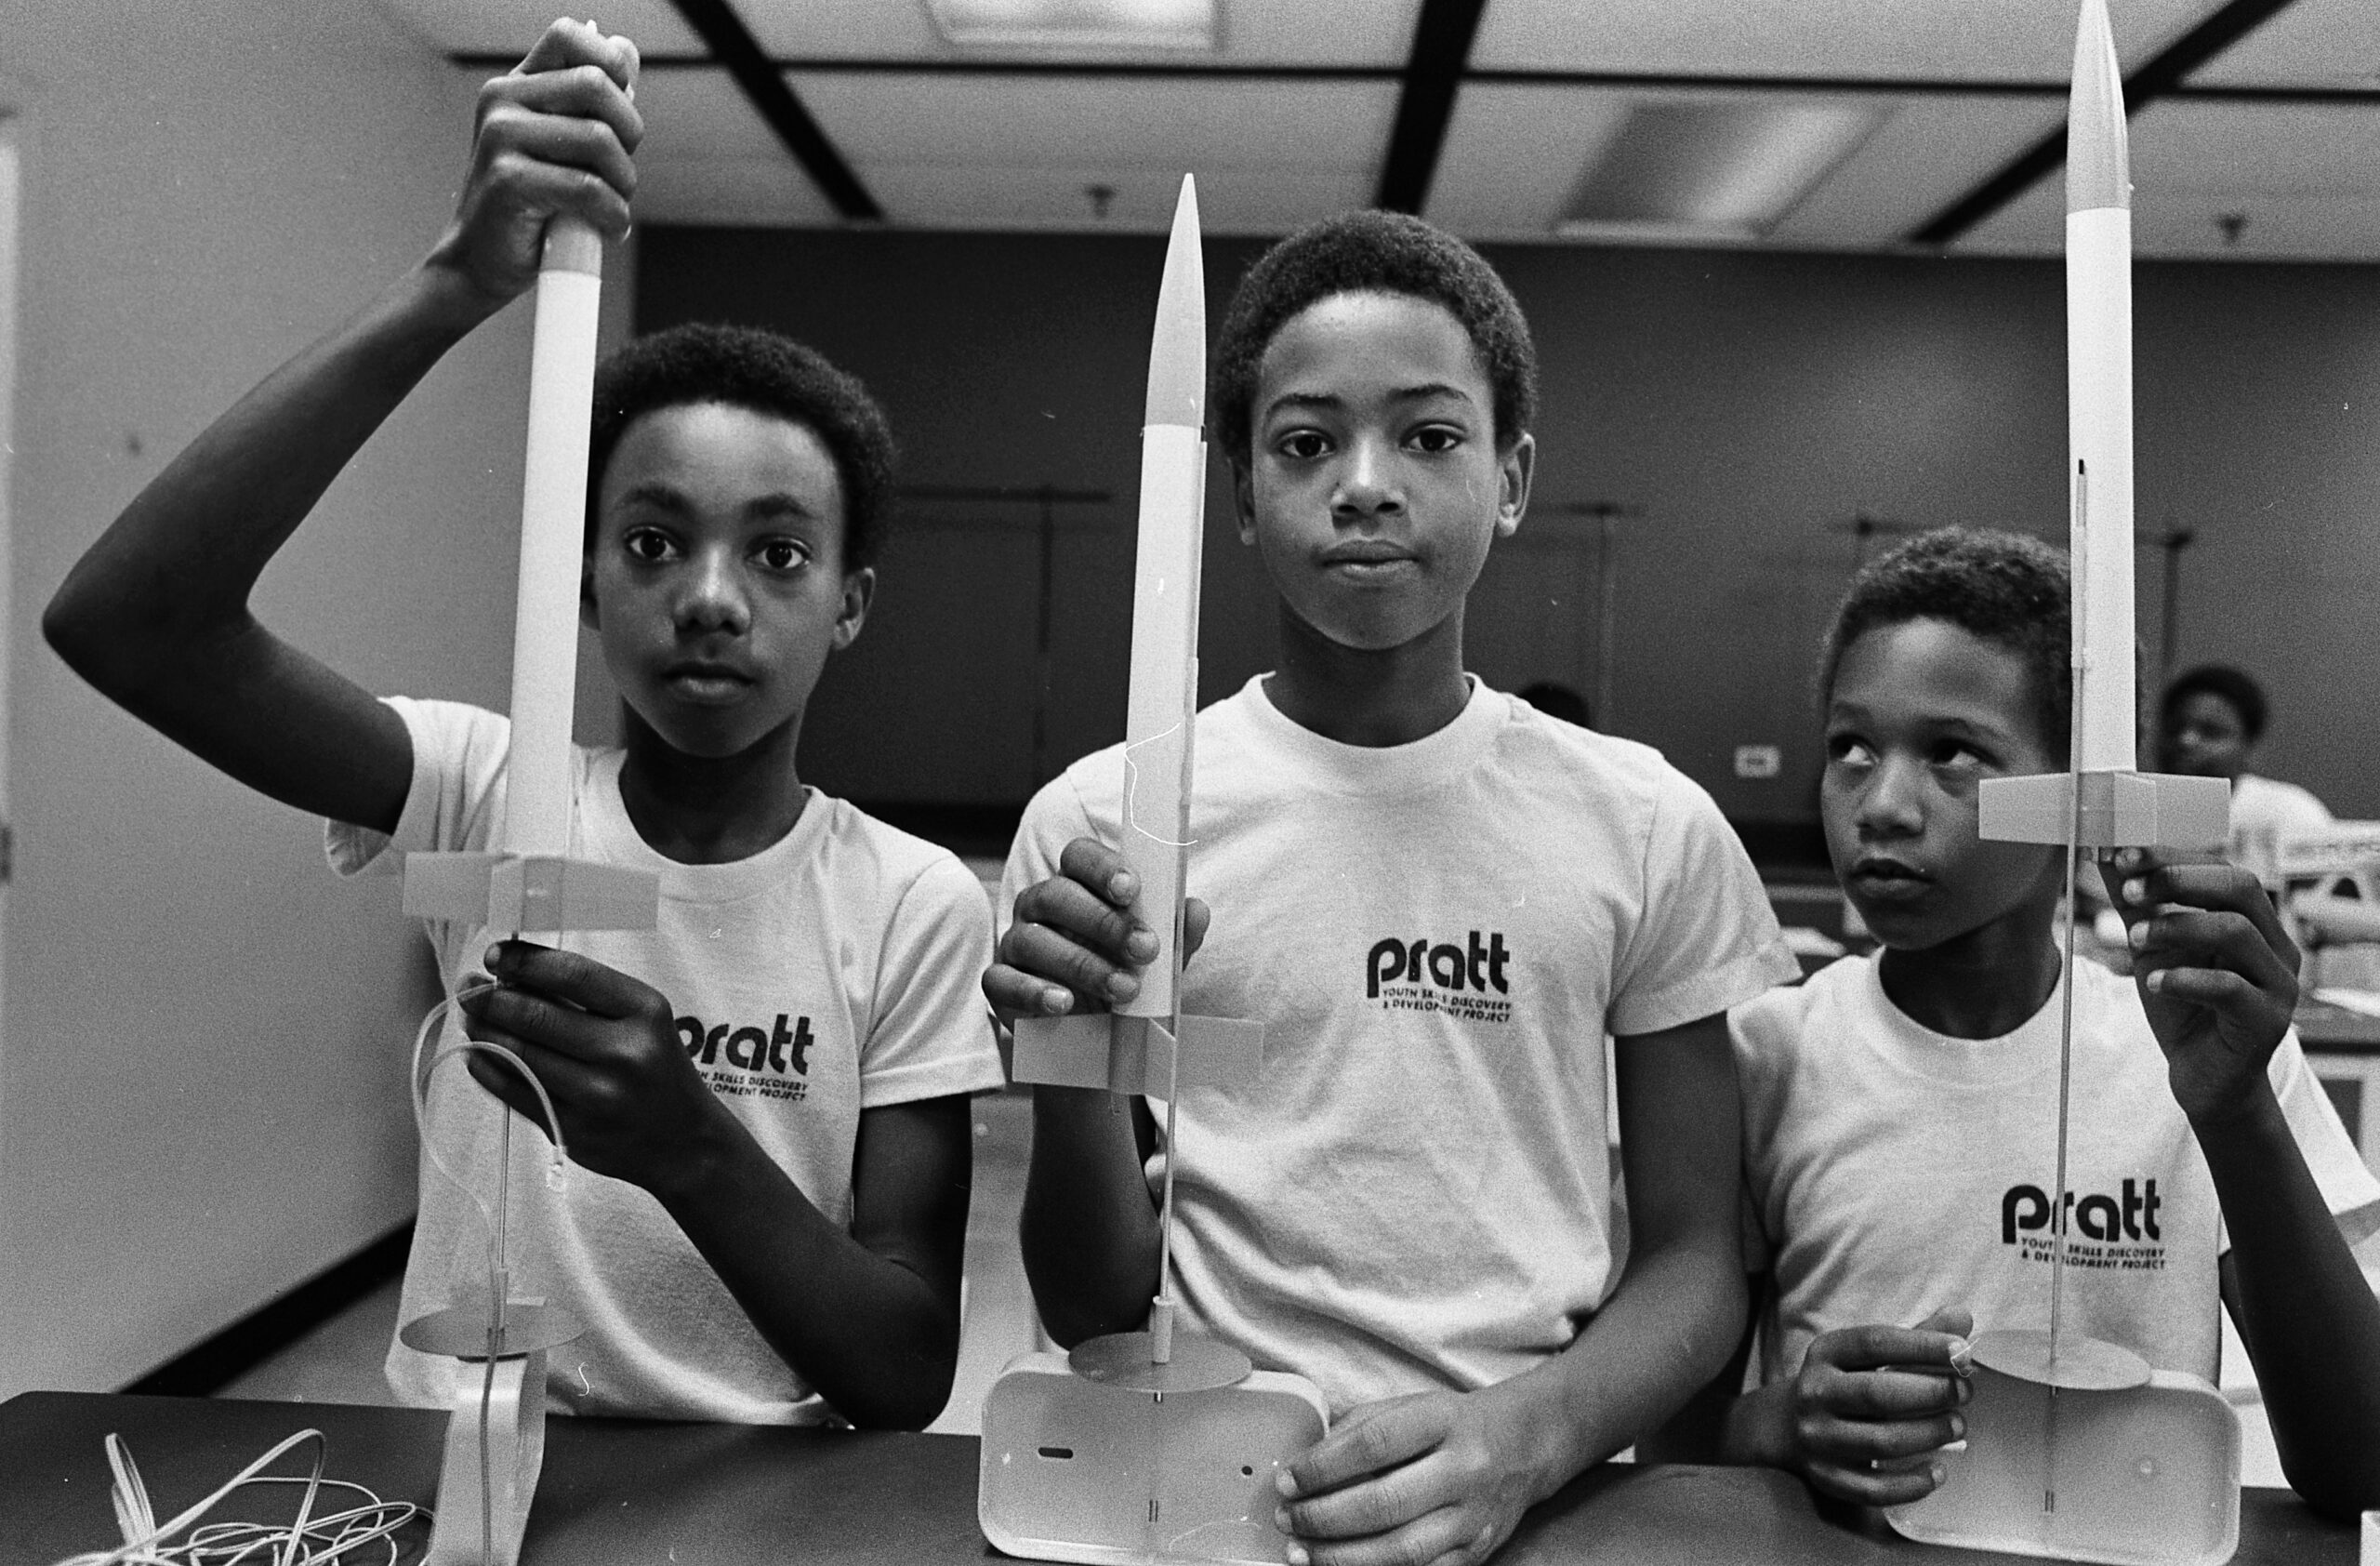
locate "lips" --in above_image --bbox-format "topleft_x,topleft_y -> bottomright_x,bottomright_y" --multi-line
1318,538 -> 1417,575
662,662 -> 755,703
1848,855 -> 1932,902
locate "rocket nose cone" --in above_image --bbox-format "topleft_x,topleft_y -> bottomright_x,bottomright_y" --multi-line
2067,0 -> 2129,213
1145,174 -> 1206,430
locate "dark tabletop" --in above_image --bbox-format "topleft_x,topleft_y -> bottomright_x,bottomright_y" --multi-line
2,1391 -> 2358,1565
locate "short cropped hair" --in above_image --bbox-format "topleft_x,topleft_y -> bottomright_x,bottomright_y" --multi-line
1210,211 -> 1537,464
1820,527 -> 2072,758
2162,663 -> 2268,742
587,323 -> 896,571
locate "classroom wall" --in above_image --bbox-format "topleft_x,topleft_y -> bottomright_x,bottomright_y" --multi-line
639,228 -> 2380,833
0,3 -> 536,1396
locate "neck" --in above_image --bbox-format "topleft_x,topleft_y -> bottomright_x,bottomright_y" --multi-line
615,710 -> 810,865
1264,601 -> 1471,747
1875,896 -> 2064,1040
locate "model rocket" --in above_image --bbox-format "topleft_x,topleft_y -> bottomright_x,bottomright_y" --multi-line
1977,0 -> 2228,851
1008,175 -> 1263,1374
402,214 -> 660,935
1011,177 -> 1263,1107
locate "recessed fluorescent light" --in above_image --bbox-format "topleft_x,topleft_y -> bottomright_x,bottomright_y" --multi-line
924,0 -> 1218,50
1558,101 -> 1884,240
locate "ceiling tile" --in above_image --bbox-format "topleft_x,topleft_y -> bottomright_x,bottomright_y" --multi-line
634,67 -> 782,163
853,162 -> 1368,232
792,73 -> 1395,173
635,156 -> 841,226
2184,0 -> 2380,87
1772,97 -> 2065,248
1471,0 -> 2221,81
1425,86 -> 1637,237
365,0 -> 703,56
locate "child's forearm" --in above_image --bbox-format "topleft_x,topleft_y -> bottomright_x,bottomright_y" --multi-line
47,262 -> 495,689
2198,1082 -> 2380,1517
651,1108 -> 963,1430
1493,1229 -> 1751,1503
1019,1084 -> 1162,1346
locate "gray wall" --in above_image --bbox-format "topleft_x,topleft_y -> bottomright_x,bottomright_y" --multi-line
639,227 -> 2380,830
1,2 -> 536,1394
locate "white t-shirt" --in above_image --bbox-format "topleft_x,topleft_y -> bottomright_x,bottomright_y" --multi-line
2228,772 -> 2334,874
330,697 -> 1005,1424
1736,951 -> 2380,1385
1004,675 -> 1797,1414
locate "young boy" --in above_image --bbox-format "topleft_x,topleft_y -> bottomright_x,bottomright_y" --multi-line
982,211 -> 1798,1565
1686,528 -> 2380,1517
41,22 -> 1001,1428
2158,662 -> 2334,875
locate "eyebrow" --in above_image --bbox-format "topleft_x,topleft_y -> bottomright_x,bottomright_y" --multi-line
611,482 -> 823,524
1262,382 -> 1482,419
1827,701 -> 2017,746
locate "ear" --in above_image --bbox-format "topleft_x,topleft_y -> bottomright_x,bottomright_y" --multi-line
832,566 -> 877,652
1231,460 -> 1258,545
1495,432 -> 1535,540
579,553 -> 601,631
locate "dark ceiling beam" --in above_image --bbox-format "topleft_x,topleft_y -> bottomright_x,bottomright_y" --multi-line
451,50 -> 2380,105
665,0 -> 882,220
1375,0 -> 1492,214
1908,0 -> 2304,246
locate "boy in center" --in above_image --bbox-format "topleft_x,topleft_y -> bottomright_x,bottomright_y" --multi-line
984,213 -> 1797,1565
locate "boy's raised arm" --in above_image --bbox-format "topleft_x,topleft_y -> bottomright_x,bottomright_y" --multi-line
42,20 -> 641,837
2116,853 -> 2380,1518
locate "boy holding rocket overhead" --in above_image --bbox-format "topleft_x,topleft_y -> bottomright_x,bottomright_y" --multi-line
984,211 -> 1797,1565
44,21 -> 1001,1427
1654,528 -> 2380,1518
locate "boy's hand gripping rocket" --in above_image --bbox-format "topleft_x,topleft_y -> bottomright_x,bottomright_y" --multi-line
402,210 -> 659,934
1977,0 -> 2228,854
1011,178 -> 1263,1101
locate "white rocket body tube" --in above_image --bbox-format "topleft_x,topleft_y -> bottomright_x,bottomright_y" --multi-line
1115,179 -> 1208,1024
1117,426 -> 1204,1021
2068,205 -> 2135,774
498,220 -> 603,859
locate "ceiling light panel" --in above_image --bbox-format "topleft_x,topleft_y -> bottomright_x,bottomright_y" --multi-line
1470,0 -> 2215,81
924,0 -> 1218,51
2181,0 -> 2380,88
364,0 -> 702,55
1560,100 -> 1886,239
731,0 -> 1415,66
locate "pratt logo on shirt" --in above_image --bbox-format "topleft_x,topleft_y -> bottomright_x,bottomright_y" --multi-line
1365,932 -> 1513,1024
679,1012 -> 813,1103
2001,1179 -> 2165,1272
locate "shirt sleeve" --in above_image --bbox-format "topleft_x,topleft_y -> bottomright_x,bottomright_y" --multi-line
1606,772 -> 1799,1037
324,697 -> 509,877
996,772 -> 1103,948
2232,1032 -> 2380,1252
858,852 -> 1008,1108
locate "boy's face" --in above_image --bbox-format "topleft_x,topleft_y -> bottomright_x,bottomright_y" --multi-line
2159,690 -> 2251,780
1823,618 -> 2066,951
583,401 -> 872,759
1233,290 -> 1531,652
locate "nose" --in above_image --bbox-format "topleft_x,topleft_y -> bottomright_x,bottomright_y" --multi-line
1856,753 -> 1925,840
1331,432 -> 1403,519
675,544 -> 750,636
